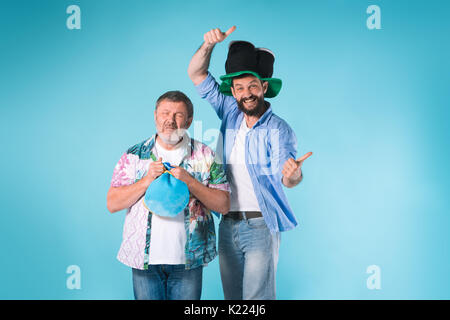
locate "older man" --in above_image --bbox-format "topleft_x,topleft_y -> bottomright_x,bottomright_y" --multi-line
188,27 -> 312,300
107,90 -> 230,300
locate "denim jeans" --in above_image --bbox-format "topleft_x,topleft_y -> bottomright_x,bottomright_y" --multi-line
218,216 -> 280,300
132,264 -> 203,300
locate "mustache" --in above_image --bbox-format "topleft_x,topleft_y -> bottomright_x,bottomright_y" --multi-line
163,121 -> 178,129
239,95 -> 258,103
237,95 -> 267,117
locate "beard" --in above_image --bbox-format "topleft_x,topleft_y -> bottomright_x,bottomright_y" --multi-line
157,121 -> 186,145
158,131 -> 184,145
237,94 -> 268,117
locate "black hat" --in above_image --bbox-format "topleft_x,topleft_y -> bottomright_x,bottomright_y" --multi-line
219,41 -> 282,98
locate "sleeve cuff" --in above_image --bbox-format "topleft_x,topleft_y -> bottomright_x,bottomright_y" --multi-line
208,182 -> 231,194
195,72 -> 216,97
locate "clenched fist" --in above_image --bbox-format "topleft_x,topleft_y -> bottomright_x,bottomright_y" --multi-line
142,157 -> 165,186
170,166 -> 195,187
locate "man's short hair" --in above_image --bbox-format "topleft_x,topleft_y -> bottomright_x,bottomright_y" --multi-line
155,90 -> 194,119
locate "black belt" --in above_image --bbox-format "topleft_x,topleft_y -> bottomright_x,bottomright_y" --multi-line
225,211 -> 263,220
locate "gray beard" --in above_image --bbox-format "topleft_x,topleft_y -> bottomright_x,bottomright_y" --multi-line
157,129 -> 186,145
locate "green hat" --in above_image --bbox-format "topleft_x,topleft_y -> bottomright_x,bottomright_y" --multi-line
219,41 -> 282,98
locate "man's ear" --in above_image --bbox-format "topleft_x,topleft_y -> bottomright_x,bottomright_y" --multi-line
185,117 -> 193,129
262,81 -> 269,94
230,85 -> 237,99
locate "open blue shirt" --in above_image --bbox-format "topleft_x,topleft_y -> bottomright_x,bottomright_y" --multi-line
196,72 -> 299,232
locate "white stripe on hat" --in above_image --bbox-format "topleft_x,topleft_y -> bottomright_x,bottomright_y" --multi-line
256,47 -> 276,59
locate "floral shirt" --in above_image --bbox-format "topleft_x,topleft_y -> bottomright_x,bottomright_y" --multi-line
110,135 -> 230,270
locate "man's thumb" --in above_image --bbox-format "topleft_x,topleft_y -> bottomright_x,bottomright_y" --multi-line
224,25 -> 236,37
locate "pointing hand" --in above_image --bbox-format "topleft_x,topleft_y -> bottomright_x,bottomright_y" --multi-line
282,152 -> 313,182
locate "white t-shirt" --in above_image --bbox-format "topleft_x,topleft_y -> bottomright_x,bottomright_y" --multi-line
148,136 -> 188,265
227,119 -> 261,212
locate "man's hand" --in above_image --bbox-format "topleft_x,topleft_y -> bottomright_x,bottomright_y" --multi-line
203,26 -> 236,47
188,26 -> 236,85
171,166 -> 230,214
282,152 -> 313,188
170,166 -> 195,187
142,157 -> 165,186
107,157 -> 165,214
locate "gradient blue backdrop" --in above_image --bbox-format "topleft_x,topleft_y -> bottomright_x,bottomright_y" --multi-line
1,0 -> 449,299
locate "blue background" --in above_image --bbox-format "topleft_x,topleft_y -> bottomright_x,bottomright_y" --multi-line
1,0 -> 449,299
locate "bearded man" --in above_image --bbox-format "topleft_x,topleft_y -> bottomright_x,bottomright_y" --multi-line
188,26 -> 312,300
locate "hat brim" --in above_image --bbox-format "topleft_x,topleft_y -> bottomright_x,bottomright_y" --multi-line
219,71 -> 282,98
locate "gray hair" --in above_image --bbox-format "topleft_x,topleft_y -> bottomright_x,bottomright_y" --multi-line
155,90 -> 194,119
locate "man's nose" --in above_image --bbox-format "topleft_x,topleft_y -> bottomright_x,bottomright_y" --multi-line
242,88 -> 252,98
165,112 -> 176,122
168,114 -> 178,126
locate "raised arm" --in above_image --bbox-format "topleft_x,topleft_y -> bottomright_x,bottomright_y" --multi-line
188,26 -> 236,85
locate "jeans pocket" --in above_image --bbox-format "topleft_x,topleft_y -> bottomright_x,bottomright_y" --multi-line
246,217 -> 267,229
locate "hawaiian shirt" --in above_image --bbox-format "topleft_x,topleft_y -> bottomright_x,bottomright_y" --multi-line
110,134 -> 230,270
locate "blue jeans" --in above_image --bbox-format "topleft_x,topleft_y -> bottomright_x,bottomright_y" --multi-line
132,265 -> 203,300
218,216 -> 280,300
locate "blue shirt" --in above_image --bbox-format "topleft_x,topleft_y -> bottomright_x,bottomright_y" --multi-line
196,72 -> 299,232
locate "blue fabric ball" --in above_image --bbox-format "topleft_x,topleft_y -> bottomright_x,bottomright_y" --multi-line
143,162 -> 190,217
